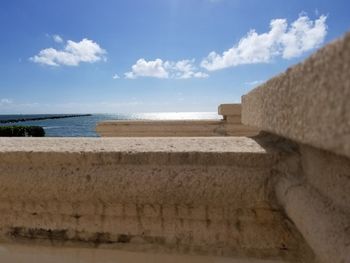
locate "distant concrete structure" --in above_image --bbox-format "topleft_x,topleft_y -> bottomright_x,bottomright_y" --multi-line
96,104 -> 259,137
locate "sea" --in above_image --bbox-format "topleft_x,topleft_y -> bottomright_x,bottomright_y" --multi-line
0,112 -> 220,137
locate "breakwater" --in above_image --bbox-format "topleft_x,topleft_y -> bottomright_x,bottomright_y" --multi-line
0,114 -> 92,124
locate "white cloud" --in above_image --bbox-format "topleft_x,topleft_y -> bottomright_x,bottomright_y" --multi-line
280,15 -> 327,58
0,98 -> 13,105
201,14 -> 327,71
125,59 -> 169,79
30,38 -> 106,66
112,74 -> 120,79
125,58 -> 208,79
53,34 -> 63,43
171,59 -> 209,79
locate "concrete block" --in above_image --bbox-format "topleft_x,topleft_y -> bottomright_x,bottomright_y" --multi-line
218,104 -> 241,116
242,32 -> 350,158
96,120 -> 227,137
226,115 -> 242,124
0,137 -> 311,260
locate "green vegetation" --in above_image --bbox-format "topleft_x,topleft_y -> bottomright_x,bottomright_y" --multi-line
0,126 -> 45,137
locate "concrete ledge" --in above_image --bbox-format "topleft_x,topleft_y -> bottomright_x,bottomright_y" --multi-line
219,104 -> 241,117
0,244 -> 289,263
0,137 -> 280,205
0,137 -> 310,261
96,120 -> 259,137
242,32 -> 350,158
96,120 -> 227,137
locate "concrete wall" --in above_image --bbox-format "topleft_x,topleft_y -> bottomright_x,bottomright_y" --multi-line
273,144 -> 350,263
96,104 -> 259,137
242,32 -> 350,263
0,244 -> 290,263
0,137 -> 313,262
242,32 -> 350,159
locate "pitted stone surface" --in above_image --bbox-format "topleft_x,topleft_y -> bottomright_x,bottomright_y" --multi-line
300,145 -> 350,215
219,104 -> 241,116
0,137 -> 274,154
96,120 -> 259,137
242,32 -> 350,158
0,244 -> 289,263
0,137 -> 280,206
275,176 -> 350,263
0,137 -> 313,261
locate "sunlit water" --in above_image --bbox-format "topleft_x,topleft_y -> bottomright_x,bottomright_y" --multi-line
0,112 -> 220,137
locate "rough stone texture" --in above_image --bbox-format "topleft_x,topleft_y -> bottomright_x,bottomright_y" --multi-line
241,32 -> 350,263
270,139 -> 350,263
96,120 -> 228,137
275,176 -> 350,263
0,244 -> 288,263
0,137 -> 312,262
96,120 -> 259,137
219,104 -> 241,117
242,32 -> 350,158
0,137 -> 278,154
226,115 -> 242,123
300,145 -> 350,215
224,124 -> 260,136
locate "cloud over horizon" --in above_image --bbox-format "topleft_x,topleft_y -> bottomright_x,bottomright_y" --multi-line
0,98 -> 13,105
30,38 -> 106,66
125,58 -> 208,79
201,14 -> 328,71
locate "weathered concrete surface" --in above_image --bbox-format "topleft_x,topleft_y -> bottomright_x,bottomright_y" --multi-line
0,244 -> 288,263
275,176 -> 350,263
96,120 -> 228,137
96,120 -> 260,137
242,32 -> 350,158
0,137 -> 278,154
96,120 -> 259,137
241,32 -> 350,262
0,137 -> 313,262
219,104 -> 241,117
271,139 -> 350,263
300,145 -> 350,215
0,137 -> 280,206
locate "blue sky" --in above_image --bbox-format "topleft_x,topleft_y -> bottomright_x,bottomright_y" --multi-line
0,0 -> 349,114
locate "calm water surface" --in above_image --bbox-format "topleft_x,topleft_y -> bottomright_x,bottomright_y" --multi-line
0,112 -> 220,137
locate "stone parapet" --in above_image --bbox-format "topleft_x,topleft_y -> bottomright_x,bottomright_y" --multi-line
96,120 -> 227,137
242,32 -> 350,158
0,137 -> 311,262
218,104 -> 241,118
0,244 -> 289,263
240,31 -> 350,263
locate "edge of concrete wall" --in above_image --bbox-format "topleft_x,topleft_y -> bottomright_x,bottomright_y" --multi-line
241,32 -> 350,158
